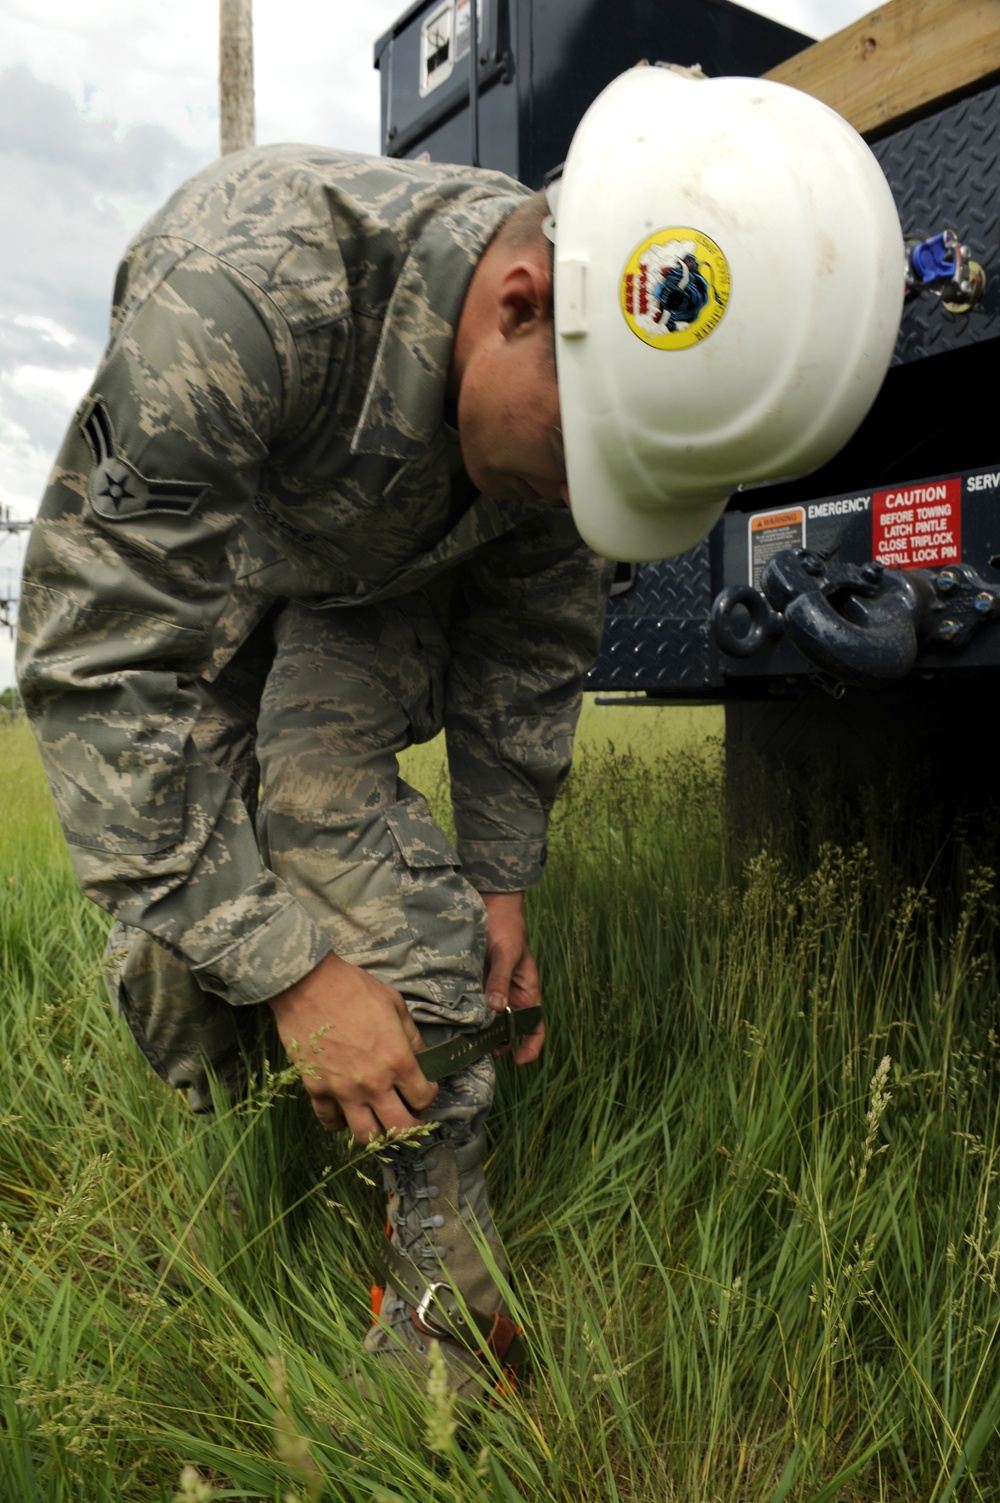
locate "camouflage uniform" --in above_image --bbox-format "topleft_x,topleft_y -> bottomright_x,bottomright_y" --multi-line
16,148 -> 610,1121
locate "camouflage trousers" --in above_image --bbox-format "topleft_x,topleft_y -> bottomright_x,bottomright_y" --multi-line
109,593 -> 494,1126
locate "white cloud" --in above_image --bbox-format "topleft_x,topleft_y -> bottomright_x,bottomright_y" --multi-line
5,363 -> 93,408
13,314 -> 77,350
740,0 -> 877,37
0,0 -> 402,155
2,0 -> 220,154
1,363 -> 92,511
0,395 -> 65,515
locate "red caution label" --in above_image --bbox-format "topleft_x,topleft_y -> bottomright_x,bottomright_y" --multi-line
872,479 -> 961,569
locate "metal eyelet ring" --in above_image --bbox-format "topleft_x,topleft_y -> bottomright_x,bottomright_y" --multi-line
414,1280 -> 449,1335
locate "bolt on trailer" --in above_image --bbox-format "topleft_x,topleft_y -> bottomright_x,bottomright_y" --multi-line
375,0 -> 1000,809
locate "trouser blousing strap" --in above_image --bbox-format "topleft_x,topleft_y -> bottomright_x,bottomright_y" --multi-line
372,1235 -> 525,1369
414,1005 -> 542,1082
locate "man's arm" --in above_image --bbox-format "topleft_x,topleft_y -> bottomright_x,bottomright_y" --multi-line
479,889 -> 545,1065
445,508 -> 612,1056
267,954 -> 436,1139
446,508 -> 611,885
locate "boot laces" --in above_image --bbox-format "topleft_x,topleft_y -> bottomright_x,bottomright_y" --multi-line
383,1145 -> 446,1331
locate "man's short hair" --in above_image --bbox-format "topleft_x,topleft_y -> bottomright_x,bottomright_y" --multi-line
497,187 -> 549,251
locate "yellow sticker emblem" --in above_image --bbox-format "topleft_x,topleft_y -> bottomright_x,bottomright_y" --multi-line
621,228 -> 730,350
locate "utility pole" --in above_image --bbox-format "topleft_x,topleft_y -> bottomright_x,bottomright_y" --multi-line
219,0 -> 256,155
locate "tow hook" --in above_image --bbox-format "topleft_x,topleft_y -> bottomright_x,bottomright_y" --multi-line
711,551 -> 1000,686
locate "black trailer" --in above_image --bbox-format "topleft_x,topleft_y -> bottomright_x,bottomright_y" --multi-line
375,0 -> 1000,803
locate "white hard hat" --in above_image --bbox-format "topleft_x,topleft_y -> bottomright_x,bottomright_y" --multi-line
547,65 -> 904,562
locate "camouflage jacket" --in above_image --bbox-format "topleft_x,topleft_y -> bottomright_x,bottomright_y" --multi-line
16,148 -> 611,1006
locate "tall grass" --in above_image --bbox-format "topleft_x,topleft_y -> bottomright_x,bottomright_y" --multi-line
2,709 -> 999,1501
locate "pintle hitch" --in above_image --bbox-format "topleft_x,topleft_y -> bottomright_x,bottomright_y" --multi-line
711,551 -> 1000,687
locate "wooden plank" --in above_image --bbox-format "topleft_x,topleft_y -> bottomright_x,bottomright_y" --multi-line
763,0 -> 1000,138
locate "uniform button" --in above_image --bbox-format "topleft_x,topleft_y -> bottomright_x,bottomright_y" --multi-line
202,972 -> 226,992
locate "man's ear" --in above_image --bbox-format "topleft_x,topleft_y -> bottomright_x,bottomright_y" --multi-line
497,254 -> 553,339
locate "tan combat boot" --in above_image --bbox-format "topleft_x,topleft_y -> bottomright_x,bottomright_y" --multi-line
363,1126 -> 524,1405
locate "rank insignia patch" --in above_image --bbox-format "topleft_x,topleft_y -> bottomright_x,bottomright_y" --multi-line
81,398 -> 210,520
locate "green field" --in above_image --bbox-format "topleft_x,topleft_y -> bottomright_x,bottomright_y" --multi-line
3,702 -> 1000,1502
398,693 -> 723,787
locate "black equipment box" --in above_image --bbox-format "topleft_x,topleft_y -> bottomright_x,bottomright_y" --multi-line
374,0 -> 809,189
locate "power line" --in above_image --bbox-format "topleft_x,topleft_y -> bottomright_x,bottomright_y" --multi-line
0,507 -> 30,633
1,505 -> 32,535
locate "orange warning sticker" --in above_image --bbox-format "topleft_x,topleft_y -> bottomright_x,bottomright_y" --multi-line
749,506 -> 805,588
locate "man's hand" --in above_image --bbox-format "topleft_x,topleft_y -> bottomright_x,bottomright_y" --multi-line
267,952 -> 437,1140
480,890 -> 545,1065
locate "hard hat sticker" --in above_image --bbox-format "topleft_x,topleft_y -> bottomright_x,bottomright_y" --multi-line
621,229 -> 730,350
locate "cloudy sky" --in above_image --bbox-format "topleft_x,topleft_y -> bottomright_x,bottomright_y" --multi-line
0,0 -> 876,688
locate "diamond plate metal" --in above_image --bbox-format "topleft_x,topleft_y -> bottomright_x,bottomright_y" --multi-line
587,617 -> 714,690
606,539 -> 713,619
587,538 -> 716,690
875,84 -> 1000,364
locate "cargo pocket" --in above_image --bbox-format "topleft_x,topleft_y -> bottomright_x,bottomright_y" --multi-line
370,598 -> 450,748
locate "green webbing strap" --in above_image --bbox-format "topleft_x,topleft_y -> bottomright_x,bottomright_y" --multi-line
415,1006 -> 543,1083
373,1235 -> 527,1369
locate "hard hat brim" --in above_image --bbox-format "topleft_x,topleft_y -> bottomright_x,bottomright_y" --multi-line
564,412 -> 730,562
